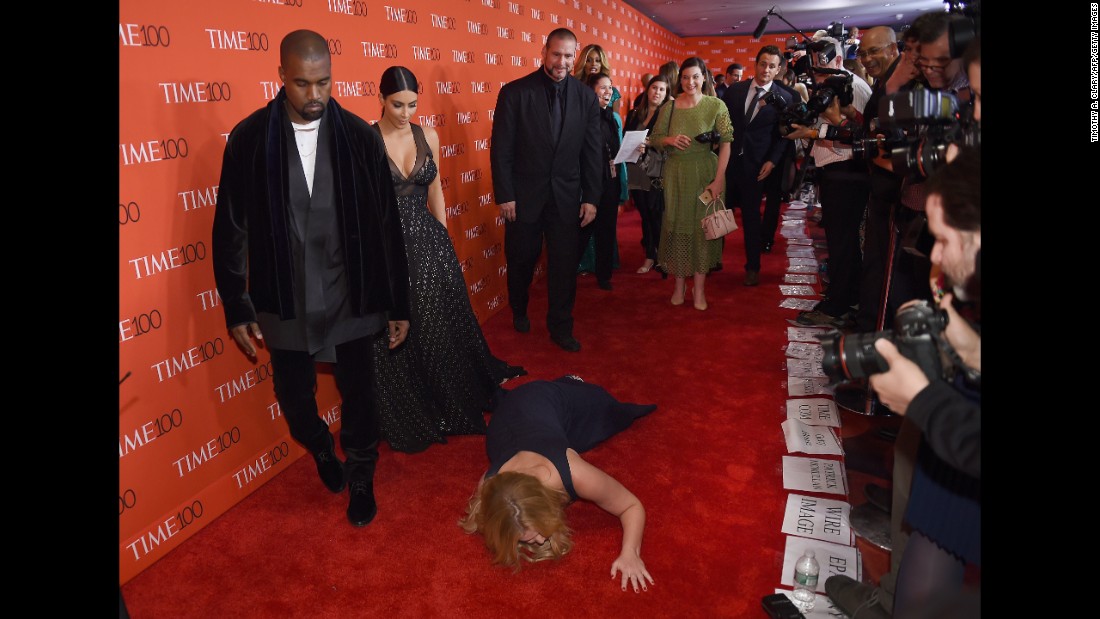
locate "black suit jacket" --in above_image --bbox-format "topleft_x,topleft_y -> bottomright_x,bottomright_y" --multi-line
491,69 -> 602,223
722,80 -> 792,169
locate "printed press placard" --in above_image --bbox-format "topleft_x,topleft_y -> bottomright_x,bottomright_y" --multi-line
782,456 -> 848,495
787,326 -> 830,342
786,357 -> 826,378
779,536 -> 862,593
781,493 -> 853,545
781,419 -> 843,455
787,376 -> 834,396
785,398 -> 840,427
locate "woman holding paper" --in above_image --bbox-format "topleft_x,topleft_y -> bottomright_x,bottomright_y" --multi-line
624,75 -> 672,276
576,72 -> 627,291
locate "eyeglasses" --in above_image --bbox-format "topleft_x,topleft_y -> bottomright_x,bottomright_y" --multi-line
915,56 -> 952,71
855,45 -> 888,58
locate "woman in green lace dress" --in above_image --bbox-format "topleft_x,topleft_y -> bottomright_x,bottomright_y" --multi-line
649,57 -> 732,311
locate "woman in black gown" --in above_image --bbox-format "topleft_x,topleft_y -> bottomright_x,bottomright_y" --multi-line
370,66 -> 524,454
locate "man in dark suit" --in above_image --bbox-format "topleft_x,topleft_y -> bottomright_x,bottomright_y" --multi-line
721,45 -> 792,286
212,30 -> 411,527
491,27 -> 602,352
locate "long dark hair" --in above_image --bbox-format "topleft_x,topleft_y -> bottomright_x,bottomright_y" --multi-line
632,75 -> 671,125
676,56 -> 714,96
379,66 -> 418,98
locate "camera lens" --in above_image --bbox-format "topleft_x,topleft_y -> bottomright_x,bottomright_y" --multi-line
819,330 -> 892,383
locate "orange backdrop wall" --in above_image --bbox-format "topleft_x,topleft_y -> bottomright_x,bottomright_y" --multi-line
119,0 -> 687,586
682,32 -> 803,80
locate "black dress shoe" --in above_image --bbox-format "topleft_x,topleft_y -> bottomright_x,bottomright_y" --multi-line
654,264 -> 668,280
550,334 -> 581,352
597,280 -> 613,291
312,435 -> 346,493
762,240 -> 773,253
347,478 -> 378,527
743,270 -> 759,286
513,315 -> 531,333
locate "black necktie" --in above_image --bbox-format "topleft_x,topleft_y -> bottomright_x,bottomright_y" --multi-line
549,83 -> 563,143
747,86 -> 764,122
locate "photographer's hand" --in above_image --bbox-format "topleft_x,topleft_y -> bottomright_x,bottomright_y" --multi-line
940,293 -> 981,373
868,339 -> 930,415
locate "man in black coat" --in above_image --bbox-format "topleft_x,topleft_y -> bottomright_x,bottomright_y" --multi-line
491,27 -> 602,352
212,30 -> 411,528
721,46 -> 792,286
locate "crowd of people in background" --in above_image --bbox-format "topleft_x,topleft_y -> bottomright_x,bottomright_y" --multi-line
208,15 -> 980,614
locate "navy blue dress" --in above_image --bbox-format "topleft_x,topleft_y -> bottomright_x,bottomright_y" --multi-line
485,376 -> 656,500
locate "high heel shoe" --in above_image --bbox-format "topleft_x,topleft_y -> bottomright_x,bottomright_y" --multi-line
693,288 -> 708,311
655,264 -> 668,280
671,283 -> 686,306
636,259 -> 655,274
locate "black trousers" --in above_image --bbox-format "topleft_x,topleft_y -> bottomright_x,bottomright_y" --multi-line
855,165 -> 903,332
727,153 -> 766,272
269,334 -> 380,461
579,179 -> 621,284
505,202 -> 581,337
761,144 -> 795,245
631,186 -> 664,261
816,159 -> 870,317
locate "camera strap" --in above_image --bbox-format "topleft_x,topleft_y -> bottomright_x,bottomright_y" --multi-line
934,331 -> 981,389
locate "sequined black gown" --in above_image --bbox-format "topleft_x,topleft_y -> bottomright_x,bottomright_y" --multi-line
371,123 -> 525,453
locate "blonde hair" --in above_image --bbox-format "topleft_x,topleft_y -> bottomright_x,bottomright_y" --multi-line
575,44 -> 612,79
458,472 -> 574,571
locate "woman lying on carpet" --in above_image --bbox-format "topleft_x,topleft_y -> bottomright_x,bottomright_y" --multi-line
458,376 -> 657,592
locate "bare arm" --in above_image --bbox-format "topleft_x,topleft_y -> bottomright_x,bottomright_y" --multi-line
567,449 -> 653,592
423,126 -> 448,227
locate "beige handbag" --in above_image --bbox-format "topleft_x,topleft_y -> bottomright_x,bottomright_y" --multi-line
701,196 -> 738,240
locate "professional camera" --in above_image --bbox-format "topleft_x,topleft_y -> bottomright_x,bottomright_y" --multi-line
695,130 -> 722,145
876,84 -> 980,181
771,72 -> 853,137
818,300 -> 951,384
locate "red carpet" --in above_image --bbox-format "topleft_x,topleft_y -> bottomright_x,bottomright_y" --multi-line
121,206 -> 813,618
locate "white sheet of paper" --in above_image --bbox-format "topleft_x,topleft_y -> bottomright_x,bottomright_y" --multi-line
788,326 -> 830,342
781,493 -> 853,545
782,456 -> 848,495
785,398 -> 840,427
613,130 -> 649,164
785,342 -> 824,361
780,285 -> 817,297
779,536 -> 861,592
782,419 -> 844,455
787,238 -> 813,245
786,264 -> 816,272
784,273 -> 817,283
786,248 -> 816,258
787,357 -> 826,378
779,298 -> 818,311
787,376 -> 835,396
786,200 -> 808,210
789,257 -> 819,266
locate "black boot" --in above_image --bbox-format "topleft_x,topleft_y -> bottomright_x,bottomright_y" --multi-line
312,432 -> 346,493
344,442 -> 379,527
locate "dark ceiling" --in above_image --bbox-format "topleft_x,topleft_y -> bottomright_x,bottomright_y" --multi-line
620,0 -> 950,38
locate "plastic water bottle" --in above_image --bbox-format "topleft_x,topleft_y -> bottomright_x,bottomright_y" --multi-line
791,549 -> 819,612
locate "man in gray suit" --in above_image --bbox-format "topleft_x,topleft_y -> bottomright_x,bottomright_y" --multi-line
491,28 -> 602,352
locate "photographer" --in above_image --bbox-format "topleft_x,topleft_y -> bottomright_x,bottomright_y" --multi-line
785,36 -> 872,328
824,147 -> 980,619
